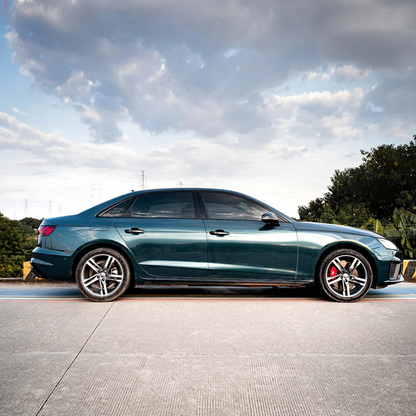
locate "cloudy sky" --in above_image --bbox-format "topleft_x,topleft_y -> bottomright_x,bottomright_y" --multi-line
0,0 -> 415,220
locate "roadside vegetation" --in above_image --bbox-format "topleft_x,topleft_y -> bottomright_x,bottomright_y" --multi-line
0,214 -> 42,277
298,137 -> 416,258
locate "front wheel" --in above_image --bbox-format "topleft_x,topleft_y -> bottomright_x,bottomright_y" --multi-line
76,248 -> 131,302
319,249 -> 373,302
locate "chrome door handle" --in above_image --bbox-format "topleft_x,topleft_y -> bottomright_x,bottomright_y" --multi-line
125,228 -> 145,235
209,229 -> 230,237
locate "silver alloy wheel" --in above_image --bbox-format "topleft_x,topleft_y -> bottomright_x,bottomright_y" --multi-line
324,253 -> 368,299
80,253 -> 125,298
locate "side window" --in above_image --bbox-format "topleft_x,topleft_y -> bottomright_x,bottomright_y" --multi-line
100,198 -> 133,217
200,192 -> 266,221
128,192 -> 196,219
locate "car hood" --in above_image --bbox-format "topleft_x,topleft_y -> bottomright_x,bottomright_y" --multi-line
294,221 -> 381,238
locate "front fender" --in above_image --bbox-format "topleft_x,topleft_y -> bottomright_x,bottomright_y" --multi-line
296,230 -> 390,282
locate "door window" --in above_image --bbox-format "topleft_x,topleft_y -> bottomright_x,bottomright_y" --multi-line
200,192 -> 265,221
128,192 -> 196,218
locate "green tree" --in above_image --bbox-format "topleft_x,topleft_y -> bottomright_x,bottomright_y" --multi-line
298,198 -> 326,222
0,213 -> 39,277
384,209 -> 416,259
357,140 -> 416,219
327,139 -> 416,220
299,138 -> 416,223
361,218 -> 384,235
17,217 -> 42,238
395,191 -> 416,213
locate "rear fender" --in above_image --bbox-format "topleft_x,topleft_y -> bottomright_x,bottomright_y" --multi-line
70,240 -> 143,283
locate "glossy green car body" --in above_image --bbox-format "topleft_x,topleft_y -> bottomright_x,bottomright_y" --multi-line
31,188 -> 403,301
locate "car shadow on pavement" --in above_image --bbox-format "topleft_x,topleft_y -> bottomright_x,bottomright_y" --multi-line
127,285 -> 325,300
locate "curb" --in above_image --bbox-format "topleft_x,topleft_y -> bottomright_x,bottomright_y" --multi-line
0,277 -> 72,285
0,278 -> 25,282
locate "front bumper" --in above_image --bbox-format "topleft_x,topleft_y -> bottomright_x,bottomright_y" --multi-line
376,257 -> 403,287
388,260 -> 403,281
380,273 -> 404,286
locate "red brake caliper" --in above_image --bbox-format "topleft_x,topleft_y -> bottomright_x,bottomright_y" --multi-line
329,266 -> 338,279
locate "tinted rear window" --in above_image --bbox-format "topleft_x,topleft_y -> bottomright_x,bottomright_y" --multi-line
128,192 -> 196,218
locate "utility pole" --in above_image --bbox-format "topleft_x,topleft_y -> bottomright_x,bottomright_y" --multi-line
177,181 -> 184,187
139,171 -> 147,190
48,200 -> 52,215
91,183 -> 101,199
24,199 -> 28,217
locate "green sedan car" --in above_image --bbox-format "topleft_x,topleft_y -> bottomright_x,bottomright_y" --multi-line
31,188 -> 403,302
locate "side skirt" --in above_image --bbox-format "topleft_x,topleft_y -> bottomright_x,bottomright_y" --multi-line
134,278 -> 314,289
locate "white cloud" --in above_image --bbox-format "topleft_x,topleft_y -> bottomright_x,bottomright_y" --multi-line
0,110 -> 317,218
263,88 -> 371,144
0,111 -> 136,168
304,71 -> 331,81
4,0 -> 416,142
11,107 -> 29,116
331,65 -> 371,80
304,65 -> 371,82
321,113 -> 363,140
268,88 -> 365,109
1,0 -> 415,220
0,111 -> 304,178
366,102 -> 383,113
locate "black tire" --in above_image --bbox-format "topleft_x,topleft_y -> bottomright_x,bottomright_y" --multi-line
319,248 -> 373,302
127,278 -> 137,293
75,248 -> 131,302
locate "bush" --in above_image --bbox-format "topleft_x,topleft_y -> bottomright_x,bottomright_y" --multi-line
0,213 -> 40,277
0,255 -> 26,277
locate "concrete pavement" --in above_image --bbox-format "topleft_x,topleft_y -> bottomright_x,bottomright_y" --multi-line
0,282 -> 415,415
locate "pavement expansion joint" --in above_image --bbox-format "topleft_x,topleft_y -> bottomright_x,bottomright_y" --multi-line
33,303 -> 114,416
73,352 -> 416,358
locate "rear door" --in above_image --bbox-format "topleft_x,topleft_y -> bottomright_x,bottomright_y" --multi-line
199,191 -> 298,281
115,191 -> 208,279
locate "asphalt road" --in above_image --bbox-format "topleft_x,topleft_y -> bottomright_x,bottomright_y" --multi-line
1,281 -> 415,415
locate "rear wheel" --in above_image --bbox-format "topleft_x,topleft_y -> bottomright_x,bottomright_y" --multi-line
319,249 -> 372,302
76,248 -> 131,302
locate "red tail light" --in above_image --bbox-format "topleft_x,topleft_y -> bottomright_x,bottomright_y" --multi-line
38,225 -> 57,237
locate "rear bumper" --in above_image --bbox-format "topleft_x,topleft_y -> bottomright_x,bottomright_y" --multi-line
31,247 -> 72,281
30,261 -> 48,280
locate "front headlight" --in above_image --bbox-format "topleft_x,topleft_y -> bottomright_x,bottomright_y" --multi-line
378,238 -> 398,250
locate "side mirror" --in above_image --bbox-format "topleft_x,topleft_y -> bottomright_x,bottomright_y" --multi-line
261,212 -> 280,225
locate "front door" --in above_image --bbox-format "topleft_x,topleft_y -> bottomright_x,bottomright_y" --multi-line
116,191 -> 208,279
199,191 -> 298,282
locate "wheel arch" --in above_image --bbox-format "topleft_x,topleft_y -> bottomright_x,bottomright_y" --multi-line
70,241 -> 138,286
314,242 -> 379,289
